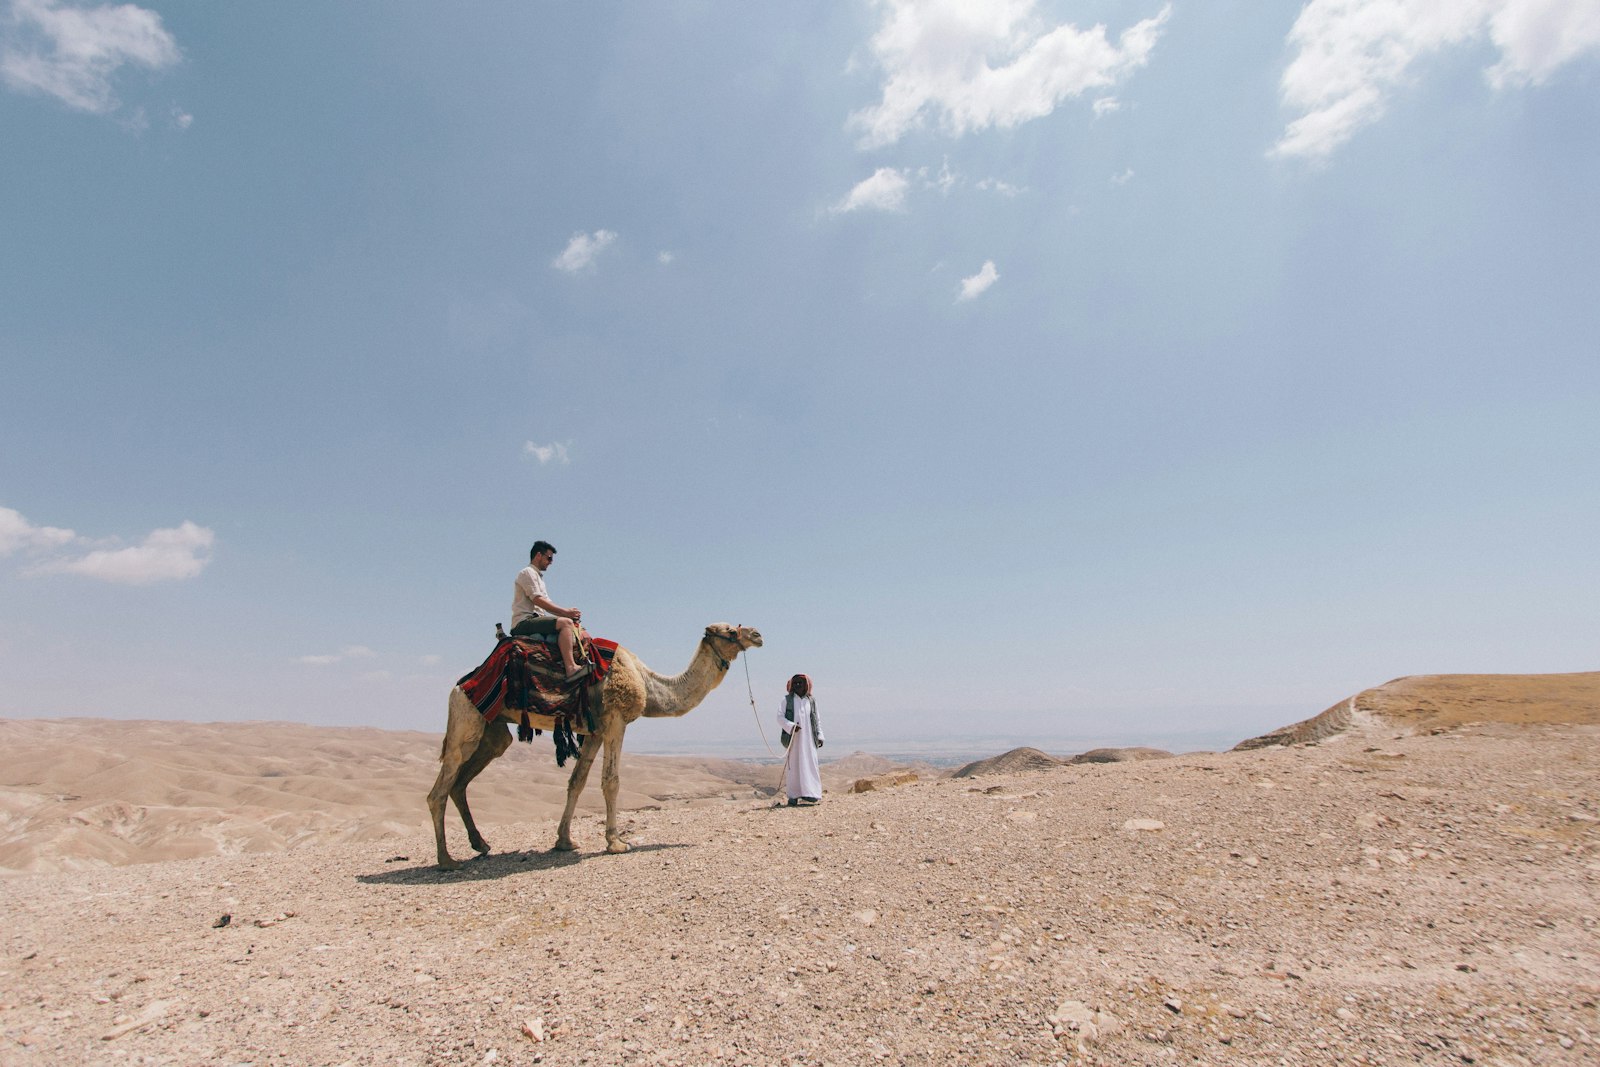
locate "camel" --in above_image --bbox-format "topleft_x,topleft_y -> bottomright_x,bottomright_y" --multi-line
428,622 -> 763,870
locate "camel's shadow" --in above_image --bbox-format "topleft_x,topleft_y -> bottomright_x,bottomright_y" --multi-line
356,841 -> 688,885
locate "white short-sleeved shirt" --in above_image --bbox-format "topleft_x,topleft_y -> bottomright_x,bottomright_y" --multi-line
511,565 -> 551,625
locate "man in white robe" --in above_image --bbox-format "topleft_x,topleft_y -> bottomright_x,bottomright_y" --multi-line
779,674 -> 824,806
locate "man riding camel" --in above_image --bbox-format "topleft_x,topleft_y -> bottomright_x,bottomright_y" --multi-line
510,540 -> 587,682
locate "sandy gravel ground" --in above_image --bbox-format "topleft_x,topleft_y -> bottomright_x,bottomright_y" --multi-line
3,716 -> 1597,1066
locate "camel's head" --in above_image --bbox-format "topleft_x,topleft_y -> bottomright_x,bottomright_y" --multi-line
705,623 -> 763,653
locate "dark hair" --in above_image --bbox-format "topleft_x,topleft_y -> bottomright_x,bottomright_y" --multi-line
530,540 -> 556,561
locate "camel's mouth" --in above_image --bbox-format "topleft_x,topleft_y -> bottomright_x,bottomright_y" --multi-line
740,628 -> 764,649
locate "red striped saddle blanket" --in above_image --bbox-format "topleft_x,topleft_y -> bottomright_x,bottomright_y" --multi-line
457,632 -> 619,729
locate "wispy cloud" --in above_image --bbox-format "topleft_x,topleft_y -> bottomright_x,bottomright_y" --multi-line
833,161 -> 1023,215
657,250 -> 675,265
1,0 -> 180,114
31,519 -> 214,584
1274,0 -> 1600,160
832,166 -> 911,213
523,440 -> 570,465
1093,96 -> 1122,117
957,260 -> 999,302
551,229 -> 617,273
849,0 -> 1171,148
0,505 -> 77,555
976,176 -> 1025,197
1110,167 -> 1134,185
298,645 -> 377,666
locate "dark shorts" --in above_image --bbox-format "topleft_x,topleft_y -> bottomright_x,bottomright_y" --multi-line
510,616 -> 560,637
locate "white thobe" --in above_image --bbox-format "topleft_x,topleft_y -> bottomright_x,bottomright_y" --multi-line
779,694 -> 823,801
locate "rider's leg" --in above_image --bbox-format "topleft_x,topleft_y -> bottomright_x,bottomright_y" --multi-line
557,617 -> 579,673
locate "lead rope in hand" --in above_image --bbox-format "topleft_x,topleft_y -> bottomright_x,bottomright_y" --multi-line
743,652 -> 781,759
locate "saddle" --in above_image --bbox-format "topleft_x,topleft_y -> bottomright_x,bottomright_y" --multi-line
457,626 -> 620,764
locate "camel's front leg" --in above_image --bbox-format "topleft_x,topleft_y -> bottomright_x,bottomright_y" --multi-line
430,696 -> 488,870
554,732 -> 604,851
427,754 -> 465,871
452,724 -> 511,856
601,733 -> 628,853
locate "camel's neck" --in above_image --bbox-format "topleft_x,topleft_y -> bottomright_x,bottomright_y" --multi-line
639,638 -> 737,718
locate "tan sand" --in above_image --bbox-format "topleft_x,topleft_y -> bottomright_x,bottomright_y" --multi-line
0,718 -> 766,874
1,676 -> 1596,1064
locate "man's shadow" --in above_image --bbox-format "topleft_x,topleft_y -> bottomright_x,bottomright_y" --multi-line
356,841 -> 688,885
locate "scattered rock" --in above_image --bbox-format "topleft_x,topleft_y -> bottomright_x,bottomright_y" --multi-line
851,772 -> 918,793
99,1000 -> 170,1041
1048,1000 -> 1124,1048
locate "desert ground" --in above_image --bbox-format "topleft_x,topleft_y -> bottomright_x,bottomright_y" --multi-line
2,673 -> 1598,1065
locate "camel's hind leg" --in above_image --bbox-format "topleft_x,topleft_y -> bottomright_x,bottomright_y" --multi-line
452,722 -> 512,856
601,732 -> 629,854
554,732 -> 604,851
430,688 -> 488,870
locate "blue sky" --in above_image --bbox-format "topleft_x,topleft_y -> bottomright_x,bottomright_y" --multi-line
3,0 -> 1597,756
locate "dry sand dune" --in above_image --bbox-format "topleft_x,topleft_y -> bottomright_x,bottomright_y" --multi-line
2,674 -> 1597,1064
0,719 -> 763,875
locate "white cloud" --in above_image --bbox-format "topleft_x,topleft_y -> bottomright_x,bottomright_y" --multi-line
921,157 -> 957,194
1274,0 -> 1600,160
849,0 -> 1172,148
833,166 -> 912,213
1,0 -> 180,114
957,260 -> 1000,301
32,519 -> 214,584
551,229 -> 617,273
0,505 -> 76,555
1093,95 -> 1122,117
1111,167 -> 1135,185
298,645 -> 377,666
976,176 -> 1025,196
523,440 -> 570,465
657,250 -> 675,265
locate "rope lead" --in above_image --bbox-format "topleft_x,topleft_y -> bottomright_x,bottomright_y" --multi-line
743,652 -> 780,758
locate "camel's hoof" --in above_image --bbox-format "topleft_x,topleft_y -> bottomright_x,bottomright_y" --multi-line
470,839 -> 490,855
436,857 -> 463,872
606,840 -> 630,854
552,839 -> 576,852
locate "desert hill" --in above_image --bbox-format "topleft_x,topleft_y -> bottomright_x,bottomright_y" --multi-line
0,718 -> 763,874
953,746 -> 1065,777
1235,670 -> 1600,749
955,746 -> 1175,777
